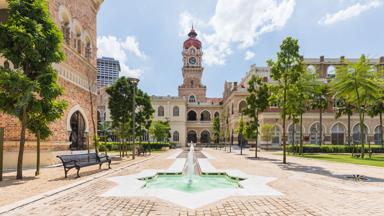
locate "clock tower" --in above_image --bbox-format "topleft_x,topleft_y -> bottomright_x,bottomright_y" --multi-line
178,27 -> 207,103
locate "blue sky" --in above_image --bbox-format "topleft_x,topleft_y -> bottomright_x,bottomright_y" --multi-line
97,0 -> 384,98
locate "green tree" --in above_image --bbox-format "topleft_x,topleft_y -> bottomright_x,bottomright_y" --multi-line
261,124 -> 273,151
311,83 -> 329,146
368,78 -> 384,148
330,55 -> 380,158
212,115 -> 220,148
149,120 -> 171,142
0,0 -> 66,179
295,70 -> 318,155
106,77 -> 133,157
235,115 -> 246,155
134,89 -> 154,148
243,75 -> 269,158
268,37 -> 305,164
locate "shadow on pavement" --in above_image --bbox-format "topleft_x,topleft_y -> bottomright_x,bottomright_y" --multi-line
277,162 -> 384,183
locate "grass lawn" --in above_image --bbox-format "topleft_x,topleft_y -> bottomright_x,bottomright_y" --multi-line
290,153 -> 384,167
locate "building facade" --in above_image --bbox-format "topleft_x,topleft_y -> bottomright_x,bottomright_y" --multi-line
152,28 -> 222,147
97,57 -> 121,88
223,57 -> 384,148
0,0 -> 103,169
152,27 -> 384,148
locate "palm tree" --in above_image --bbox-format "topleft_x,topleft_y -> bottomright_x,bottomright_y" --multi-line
330,55 -> 380,158
334,98 -> 354,146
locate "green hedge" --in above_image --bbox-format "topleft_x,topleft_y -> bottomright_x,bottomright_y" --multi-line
289,144 -> 384,153
98,141 -> 171,151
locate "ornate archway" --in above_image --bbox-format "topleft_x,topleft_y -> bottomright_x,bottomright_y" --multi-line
187,130 -> 197,144
200,130 -> 211,144
69,111 -> 86,150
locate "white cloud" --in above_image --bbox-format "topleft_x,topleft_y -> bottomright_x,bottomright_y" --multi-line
97,36 -> 146,78
179,0 -> 295,66
319,0 -> 383,25
245,51 -> 256,60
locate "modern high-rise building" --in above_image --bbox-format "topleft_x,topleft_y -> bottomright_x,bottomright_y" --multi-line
97,57 -> 121,88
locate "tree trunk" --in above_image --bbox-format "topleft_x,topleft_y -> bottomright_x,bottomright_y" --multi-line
16,107 -> 27,180
255,113 -> 259,158
86,69 -> 98,155
282,114 -> 287,164
35,131 -> 40,176
292,120 -> 295,152
380,112 -> 383,149
132,85 -> 136,160
347,113 -> 351,146
230,129 -> 233,153
299,114 -> 303,155
319,109 -> 323,146
359,113 -> 365,158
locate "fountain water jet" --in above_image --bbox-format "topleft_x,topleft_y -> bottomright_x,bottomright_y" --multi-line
185,142 -> 196,185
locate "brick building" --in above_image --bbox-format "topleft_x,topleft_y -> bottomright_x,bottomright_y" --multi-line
0,0 -> 103,169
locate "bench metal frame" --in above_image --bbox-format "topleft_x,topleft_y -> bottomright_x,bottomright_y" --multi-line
57,153 -> 111,178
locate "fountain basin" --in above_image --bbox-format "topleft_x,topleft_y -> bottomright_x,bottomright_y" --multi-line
140,173 -> 244,193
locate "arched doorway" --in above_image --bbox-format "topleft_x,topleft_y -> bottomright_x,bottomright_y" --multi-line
69,111 -> 86,150
331,123 -> 345,144
200,130 -> 211,144
272,126 -> 280,145
309,122 -> 324,144
187,131 -> 197,144
353,123 -> 368,144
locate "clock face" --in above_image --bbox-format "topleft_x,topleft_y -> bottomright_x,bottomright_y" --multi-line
189,57 -> 197,65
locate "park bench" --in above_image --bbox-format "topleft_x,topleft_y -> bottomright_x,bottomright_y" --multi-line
57,153 -> 111,178
137,145 -> 151,156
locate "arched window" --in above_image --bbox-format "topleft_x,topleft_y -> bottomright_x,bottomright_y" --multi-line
331,123 -> 345,144
309,123 -> 324,144
327,65 -> 336,79
214,112 -> 220,118
288,124 -> 302,145
201,130 -> 211,144
190,80 -> 194,88
3,61 -> 10,69
157,106 -> 164,117
200,110 -> 211,121
188,95 -> 196,103
238,101 -> 247,113
73,21 -> 82,54
307,65 -> 316,75
271,126 -> 280,145
374,126 -> 382,144
173,131 -> 179,142
173,106 -> 179,117
187,110 -> 197,121
352,124 -> 368,144
85,36 -> 92,60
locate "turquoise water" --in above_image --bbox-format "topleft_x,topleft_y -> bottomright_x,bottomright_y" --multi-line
143,174 -> 241,193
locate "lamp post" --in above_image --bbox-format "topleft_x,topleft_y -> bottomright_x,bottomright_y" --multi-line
128,77 -> 140,160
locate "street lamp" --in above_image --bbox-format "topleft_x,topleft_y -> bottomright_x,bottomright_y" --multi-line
128,77 -> 140,159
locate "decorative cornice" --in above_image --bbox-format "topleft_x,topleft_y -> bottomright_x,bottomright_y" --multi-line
93,0 -> 104,11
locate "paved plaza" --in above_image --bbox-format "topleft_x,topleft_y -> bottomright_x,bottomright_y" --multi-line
1,149 -> 384,215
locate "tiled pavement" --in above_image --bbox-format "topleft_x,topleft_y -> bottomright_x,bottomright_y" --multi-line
3,149 -> 384,215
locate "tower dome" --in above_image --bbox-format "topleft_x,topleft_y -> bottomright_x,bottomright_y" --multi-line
183,27 -> 201,49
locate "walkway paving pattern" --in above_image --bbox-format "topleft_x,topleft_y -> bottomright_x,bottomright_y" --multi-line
1,149 -> 384,215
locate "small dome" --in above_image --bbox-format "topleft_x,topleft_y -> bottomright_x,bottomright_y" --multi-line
183,27 -> 201,49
